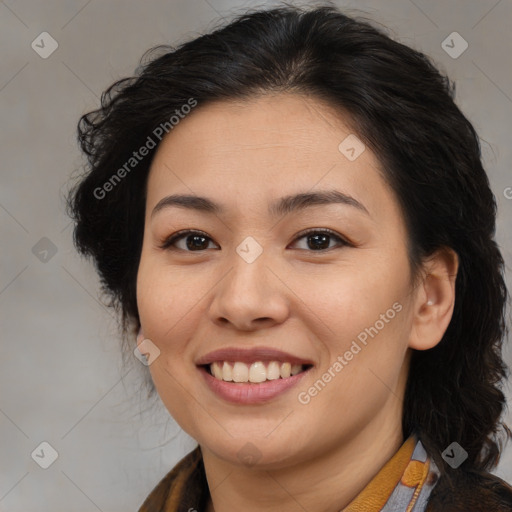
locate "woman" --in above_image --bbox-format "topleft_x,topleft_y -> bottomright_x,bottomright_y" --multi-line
67,4 -> 512,511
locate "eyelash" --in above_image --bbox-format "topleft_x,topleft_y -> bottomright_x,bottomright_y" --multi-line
158,228 -> 350,252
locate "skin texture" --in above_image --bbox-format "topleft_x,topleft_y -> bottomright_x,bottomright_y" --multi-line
136,93 -> 459,512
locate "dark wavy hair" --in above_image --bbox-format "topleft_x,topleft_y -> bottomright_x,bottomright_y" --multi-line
66,3 -> 511,481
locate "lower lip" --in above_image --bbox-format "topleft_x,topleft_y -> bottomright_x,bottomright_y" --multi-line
198,366 -> 311,404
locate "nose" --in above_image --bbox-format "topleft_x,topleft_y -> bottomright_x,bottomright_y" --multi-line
208,250 -> 290,331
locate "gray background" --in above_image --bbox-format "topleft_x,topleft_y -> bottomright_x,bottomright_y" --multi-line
1,0 -> 512,510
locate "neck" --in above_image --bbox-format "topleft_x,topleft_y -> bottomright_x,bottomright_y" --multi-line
202,398 -> 405,512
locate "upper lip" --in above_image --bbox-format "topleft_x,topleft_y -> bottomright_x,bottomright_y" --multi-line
195,347 -> 314,366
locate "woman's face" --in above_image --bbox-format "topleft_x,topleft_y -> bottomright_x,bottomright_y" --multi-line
136,93 -> 421,467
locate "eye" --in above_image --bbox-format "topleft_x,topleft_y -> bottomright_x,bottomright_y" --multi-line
159,230 -> 219,252
289,228 -> 349,251
159,228 -> 349,252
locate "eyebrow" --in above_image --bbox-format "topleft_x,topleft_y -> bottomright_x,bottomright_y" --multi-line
151,189 -> 370,219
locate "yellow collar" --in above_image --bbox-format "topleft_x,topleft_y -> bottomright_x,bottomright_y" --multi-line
139,433 -> 440,512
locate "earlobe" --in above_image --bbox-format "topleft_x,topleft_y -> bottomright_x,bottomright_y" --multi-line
408,247 -> 459,351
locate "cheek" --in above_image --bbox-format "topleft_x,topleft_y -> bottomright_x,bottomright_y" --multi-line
146,360 -> 206,443
137,250 -> 187,326
136,259 -> 205,435
136,256 -> 183,353
308,267 -> 413,412
136,254 -> 212,370
304,257 -> 410,346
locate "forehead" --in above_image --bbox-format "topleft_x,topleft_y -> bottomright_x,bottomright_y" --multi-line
151,93 -> 367,169
146,93 -> 398,223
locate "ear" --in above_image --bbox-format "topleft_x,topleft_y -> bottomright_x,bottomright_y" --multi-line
137,326 -> 145,344
408,246 -> 459,351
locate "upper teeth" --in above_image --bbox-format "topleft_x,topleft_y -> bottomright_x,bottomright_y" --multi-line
210,361 -> 304,383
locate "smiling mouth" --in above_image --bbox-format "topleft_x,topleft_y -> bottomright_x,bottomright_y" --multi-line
202,361 -> 313,383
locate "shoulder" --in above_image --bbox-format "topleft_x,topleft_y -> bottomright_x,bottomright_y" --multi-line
138,446 -> 206,512
426,468 -> 512,512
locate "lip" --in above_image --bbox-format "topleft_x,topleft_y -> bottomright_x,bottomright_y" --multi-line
195,346 -> 314,366
198,365 -> 312,404
196,346 -> 314,405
